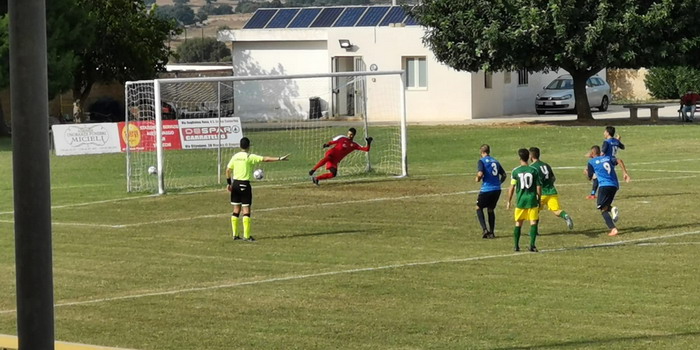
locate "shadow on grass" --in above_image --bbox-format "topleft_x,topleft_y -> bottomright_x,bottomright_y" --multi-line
622,191 -> 694,199
518,116 -> 690,127
521,222 -> 697,239
266,229 -> 367,240
491,330 -> 700,350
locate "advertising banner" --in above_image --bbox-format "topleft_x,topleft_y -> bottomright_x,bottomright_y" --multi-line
52,123 -> 121,156
118,120 -> 182,152
178,117 -> 243,150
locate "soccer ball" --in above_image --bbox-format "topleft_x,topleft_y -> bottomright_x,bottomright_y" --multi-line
148,166 -> 157,175
253,168 -> 265,180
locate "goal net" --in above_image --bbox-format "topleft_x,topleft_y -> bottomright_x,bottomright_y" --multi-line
124,71 -> 407,194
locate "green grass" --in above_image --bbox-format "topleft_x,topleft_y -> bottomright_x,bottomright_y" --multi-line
1,123 -> 700,349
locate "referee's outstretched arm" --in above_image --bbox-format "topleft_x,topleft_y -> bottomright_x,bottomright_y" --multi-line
262,154 -> 290,162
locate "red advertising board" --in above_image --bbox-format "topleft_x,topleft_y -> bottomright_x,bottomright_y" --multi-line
118,120 -> 182,152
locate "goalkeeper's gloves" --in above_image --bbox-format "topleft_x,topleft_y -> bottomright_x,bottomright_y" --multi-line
365,137 -> 373,145
278,154 -> 290,161
226,178 -> 232,185
322,143 -> 330,148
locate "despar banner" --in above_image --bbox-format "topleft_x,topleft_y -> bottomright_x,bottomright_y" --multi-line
178,117 -> 243,150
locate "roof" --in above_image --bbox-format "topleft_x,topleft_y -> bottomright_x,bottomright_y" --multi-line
242,5 -> 418,30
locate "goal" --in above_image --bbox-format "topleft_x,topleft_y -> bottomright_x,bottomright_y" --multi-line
124,71 -> 408,194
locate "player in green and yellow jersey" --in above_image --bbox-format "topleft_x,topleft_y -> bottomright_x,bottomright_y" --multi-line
506,148 -> 542,252
226,137 -> 289,241
529,147 -> 573,230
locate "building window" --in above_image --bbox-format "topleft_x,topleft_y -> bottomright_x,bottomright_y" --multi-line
518,69 -> 529,86
484,72 -> 493,89
504,71 -> 511,84
404,57 -> 427,89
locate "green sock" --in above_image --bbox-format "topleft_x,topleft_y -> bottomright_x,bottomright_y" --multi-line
513,226 -> 521,249
559,211 -> 568,219
530,224 -> 538,247
231,216 -> 239,237
243,216 -> 251,239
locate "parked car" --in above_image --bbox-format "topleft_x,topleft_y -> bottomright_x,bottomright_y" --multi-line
535,75 -> 611,114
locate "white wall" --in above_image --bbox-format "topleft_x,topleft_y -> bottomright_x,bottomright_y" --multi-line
221,26 -> 593,122
327,26 -> 472,122
230,40 -> 330,120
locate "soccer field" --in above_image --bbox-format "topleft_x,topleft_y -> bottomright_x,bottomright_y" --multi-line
1,123 -> 699,349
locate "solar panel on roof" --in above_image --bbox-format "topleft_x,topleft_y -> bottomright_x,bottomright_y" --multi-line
356,6 -> 390,27
310,7 -> 344,28
288,8 -> 322,28
266,8 -> 300,28
243,9 -> 277,29
404,15 -> 418,26
379,6 -> 407,26
333,7 -> 367,27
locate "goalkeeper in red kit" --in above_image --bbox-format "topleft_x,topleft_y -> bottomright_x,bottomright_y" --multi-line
309,127 -> 372,185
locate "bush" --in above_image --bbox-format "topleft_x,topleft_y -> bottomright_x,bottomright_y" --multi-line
645,66 -> 700,99
155,4 -> 196,26
175,37 -> 231,63
88,97 -> 123,122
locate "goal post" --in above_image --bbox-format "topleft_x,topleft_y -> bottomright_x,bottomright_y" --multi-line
124,70 -> 408,194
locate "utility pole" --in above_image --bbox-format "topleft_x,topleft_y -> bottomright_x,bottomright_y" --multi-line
9,0 -> 55,348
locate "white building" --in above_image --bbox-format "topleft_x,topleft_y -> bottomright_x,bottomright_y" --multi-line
218,5 -> 567,123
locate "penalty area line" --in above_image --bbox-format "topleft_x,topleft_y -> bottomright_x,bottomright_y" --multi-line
1,229 -> 698,315
23,173 -> 698,229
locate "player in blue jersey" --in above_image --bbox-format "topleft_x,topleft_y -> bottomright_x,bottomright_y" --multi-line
586,145 -> 631,236
475,144 -> 507,239
588,126 -> 625,199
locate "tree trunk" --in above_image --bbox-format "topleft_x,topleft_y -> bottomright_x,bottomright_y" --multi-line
0,99 -> 10,137
571,71 -> 593,121
72,79 -> 94,123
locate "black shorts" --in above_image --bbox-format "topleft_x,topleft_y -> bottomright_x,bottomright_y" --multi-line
596,186 -> 617,210
230,180 -> 252,206
476,190 -> 501,210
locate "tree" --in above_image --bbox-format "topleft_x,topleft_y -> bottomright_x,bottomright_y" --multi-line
173,0 -> 189,4
175,37 -> 231,63
46,0 -> 88,100
156,4 -> 196,26
71,0 -> 180,121
412,0 -> 700,120
0,14 -> 9,136
196,7 -> 208,23
0,0 -> 85,134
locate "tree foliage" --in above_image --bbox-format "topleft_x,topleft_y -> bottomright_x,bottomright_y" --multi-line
72,0 -> 180,120
0,15 -> 8,91
411,0 -> 700,120
175,37 -> 231,63
46,0 -> 87,100
645,66 -> 700,99
156,4 -> 196,26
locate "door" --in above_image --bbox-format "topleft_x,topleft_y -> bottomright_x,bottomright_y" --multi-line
331,56 -> 364,117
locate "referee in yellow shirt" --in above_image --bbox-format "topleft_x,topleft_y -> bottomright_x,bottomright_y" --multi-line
226,137 -> 289,241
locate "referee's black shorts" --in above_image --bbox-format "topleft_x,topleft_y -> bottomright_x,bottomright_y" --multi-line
476,190 -> 501,210
596,186 -> 617,210
231,180 -> 253,206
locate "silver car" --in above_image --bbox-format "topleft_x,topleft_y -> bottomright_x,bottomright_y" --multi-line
535,75 -> 611,114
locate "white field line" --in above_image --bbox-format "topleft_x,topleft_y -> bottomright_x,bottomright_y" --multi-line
0,229 -> 697,315
2,173 -> 697,228
0,220 -> 125,228
0,159 -> 696,217
635,242 -> 700,246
